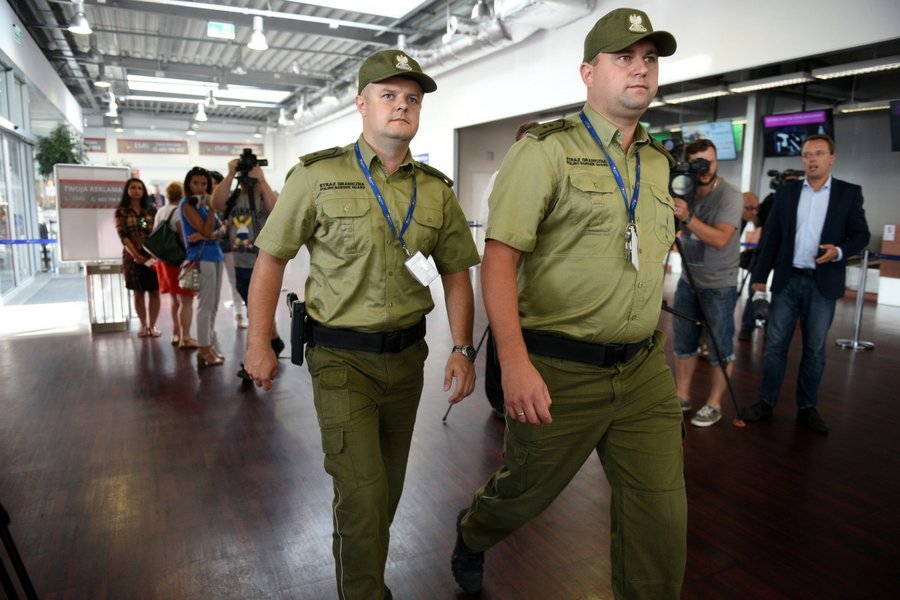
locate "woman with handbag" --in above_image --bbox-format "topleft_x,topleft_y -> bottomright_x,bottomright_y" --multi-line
180,166 -> 227,368
152,181 -> 198,348
114,177 -> 161,337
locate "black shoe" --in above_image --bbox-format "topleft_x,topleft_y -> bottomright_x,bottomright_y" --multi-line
236,363 -> 252,382
740,401 -> 774,422
383,585 -> 392,600
451,509 -> 484,595
738,327 -> 753,341
797,407 -> 829,434
271,336 -> 285,357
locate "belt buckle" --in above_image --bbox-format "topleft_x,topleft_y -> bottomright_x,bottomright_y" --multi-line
603,343 -> 627,367
383,331 -> 402,353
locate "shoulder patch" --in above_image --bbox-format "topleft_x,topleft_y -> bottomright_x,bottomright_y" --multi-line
648,137 -> 676,168
415,161 -> 453,187
526,119 -> 572,140
300,146 -> 343,167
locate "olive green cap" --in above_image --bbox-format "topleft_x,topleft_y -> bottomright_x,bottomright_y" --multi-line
357,49 -> 437,94
583,8 -> 676,62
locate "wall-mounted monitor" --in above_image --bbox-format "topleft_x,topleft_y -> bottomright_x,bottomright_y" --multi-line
890,100 -> 900,152
762,109 -> 834,157
681,120 -> 738,161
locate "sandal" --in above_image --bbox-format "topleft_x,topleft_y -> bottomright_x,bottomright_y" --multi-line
171,334 -> 180,346
148,326 -> 162,337
137,325 -> 149,337
197,350 -> 224,368
179,337 -> 200,349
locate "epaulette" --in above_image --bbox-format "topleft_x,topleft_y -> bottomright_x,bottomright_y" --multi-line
300,146 -> 343,167
648,137 -> 676,168
415,161 -> 453,187
526,119 -> 572,140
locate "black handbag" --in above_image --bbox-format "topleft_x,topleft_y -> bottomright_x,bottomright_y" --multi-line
143,209 -> 185,265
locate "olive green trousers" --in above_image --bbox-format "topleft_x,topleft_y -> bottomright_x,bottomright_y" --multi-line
307,339 -> 428,600
460,330 -> 687,599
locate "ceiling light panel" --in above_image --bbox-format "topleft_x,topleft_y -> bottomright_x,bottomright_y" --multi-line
728,71 -> 814,93
812,55 -> 900,79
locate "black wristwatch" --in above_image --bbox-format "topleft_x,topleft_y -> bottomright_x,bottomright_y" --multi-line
451,345 -> 477,362
682,212 -> 693,225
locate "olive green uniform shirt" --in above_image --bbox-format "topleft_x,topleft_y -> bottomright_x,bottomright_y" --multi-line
256,135 -> 479,332
486,104 -> 676,344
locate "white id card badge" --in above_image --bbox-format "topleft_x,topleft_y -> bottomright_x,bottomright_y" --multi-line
405,251 -> 439,286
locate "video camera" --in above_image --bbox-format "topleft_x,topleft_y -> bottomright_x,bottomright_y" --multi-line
766,168 -> 803,190
669,158 -> 711,205
236,148 -> 269,186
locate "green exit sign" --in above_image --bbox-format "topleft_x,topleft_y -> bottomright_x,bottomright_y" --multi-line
207,21 -> 235,40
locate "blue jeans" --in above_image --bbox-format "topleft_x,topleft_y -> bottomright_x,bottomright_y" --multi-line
759,273 -> 836,409
672,279 -> 737,367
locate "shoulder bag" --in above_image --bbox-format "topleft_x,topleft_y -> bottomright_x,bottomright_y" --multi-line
143,208 -> 186,265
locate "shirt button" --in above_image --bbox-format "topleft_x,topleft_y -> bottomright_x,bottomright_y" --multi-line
344,204 -> 350,212
631,314 -> 638,320
388,271 -> 393,276
388,302 -> 393,308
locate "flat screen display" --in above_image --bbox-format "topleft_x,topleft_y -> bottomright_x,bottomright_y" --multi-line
681,120 -> 738,161
762,109 -> 834,157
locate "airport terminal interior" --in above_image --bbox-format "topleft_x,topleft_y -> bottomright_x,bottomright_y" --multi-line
2,1 -> 900,598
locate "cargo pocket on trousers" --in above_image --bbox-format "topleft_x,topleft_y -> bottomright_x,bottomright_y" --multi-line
495,436 -> 530,498
313,366 -> 351,426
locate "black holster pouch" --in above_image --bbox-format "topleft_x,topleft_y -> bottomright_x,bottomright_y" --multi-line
287,292 -> 307,365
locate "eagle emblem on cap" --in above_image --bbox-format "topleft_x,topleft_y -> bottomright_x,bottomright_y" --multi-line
628,14 -> 648,33
394,54 -> 413,71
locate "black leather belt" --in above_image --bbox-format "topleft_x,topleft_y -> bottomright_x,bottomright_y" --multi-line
308,319 -> 426,354
792,267 -> 816,276
522,329 -> 650,368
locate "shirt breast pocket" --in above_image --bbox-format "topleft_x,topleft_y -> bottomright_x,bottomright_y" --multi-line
320,197 -> 372,256
407,204 -> 443,255
568,172 -> 618,235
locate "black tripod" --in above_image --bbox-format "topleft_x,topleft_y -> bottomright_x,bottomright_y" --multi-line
663,236 -> 746,427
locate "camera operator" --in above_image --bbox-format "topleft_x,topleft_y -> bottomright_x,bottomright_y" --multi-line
210,151 -> 285,377
671,138 -> 743,427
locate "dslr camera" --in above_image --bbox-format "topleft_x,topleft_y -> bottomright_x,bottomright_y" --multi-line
236,148 -> 269,185
766,168 -> 803,190
669,158 -> 711,206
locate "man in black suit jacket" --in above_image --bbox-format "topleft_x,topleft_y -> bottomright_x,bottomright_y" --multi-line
741,134 -> 870,434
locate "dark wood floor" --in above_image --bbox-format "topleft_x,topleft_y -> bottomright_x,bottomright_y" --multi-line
1,266 -> 899,599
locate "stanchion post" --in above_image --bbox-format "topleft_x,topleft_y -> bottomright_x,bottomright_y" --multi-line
836,250 -> 874,351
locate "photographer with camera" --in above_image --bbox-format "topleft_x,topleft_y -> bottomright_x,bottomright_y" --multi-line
210,149 -> 285,378
671,139 -> 743,427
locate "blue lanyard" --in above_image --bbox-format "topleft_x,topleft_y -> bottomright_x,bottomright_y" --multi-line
354,142 -> 417,253
579,111 -> 640,223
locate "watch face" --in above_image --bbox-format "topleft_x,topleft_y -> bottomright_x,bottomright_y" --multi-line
454,345 -> 476,361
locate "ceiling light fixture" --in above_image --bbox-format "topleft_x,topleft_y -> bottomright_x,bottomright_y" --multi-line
247,16 -> 268,51
812,55 -> 900,80
68,1 -> 92,35
195,102 -> 208,122
277,107 -> 294,126
727,71 -> 814,94
662,85 -> 731,105
293,96 -> 305,120
253,126 -> 263,139
321,86 -> 339,106
837,100 -> 891,113
206,89 -> 218,108
94,64 -> 111,88
186,128 -> 196,136
471,0 -> 494,21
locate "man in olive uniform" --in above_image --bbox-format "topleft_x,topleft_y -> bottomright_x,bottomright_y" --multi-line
245,50 -> 480,600
451,8 -> 686,599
